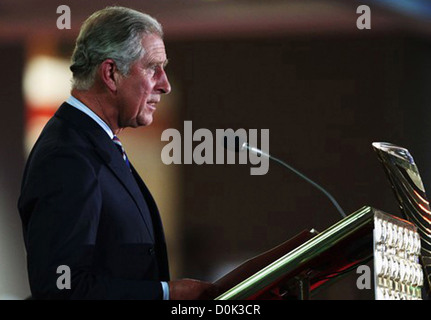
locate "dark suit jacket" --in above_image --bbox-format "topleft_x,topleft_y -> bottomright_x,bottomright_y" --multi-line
18,103 -> 170,299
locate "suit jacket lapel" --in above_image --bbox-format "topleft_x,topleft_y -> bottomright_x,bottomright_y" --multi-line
90,134 -> 156,242
55,103 -> 155,241
130,164 -> 165,242
130,163 -> 169,279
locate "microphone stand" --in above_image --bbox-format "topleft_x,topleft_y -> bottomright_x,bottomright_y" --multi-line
242,142 -> 346,219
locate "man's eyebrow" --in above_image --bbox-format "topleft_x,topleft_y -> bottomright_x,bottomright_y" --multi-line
146,58 -> 169,68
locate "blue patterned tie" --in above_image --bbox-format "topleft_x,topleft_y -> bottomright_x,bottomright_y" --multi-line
112,135 -> 131,169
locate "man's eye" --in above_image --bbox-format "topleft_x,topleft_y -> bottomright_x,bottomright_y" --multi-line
146,64 -> 165,75
149,64 -> 160,71
143,66 -> 156,76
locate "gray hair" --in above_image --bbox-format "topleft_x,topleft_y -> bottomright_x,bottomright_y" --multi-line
70,6 -> 163,90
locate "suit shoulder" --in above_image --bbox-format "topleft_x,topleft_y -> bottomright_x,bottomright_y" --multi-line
27,115 -> 100,171
39,115 -> 91,148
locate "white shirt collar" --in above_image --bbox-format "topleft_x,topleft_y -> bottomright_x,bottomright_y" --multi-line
66,96 -> 114,139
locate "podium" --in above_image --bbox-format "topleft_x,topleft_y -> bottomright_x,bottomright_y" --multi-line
214,206 -> 374,300
212,142 -> 429,300
214,206 -> 424,300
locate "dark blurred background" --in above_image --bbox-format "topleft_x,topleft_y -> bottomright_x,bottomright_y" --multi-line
1,0 -> 431,299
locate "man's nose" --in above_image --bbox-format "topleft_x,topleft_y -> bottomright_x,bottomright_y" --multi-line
157,69 -> 171,94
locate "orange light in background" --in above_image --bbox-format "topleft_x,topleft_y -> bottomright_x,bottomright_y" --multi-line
22,54 -> 72,155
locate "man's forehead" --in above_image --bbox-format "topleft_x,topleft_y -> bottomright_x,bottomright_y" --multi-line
141,34 -> 168,66
141,34 -> 166,53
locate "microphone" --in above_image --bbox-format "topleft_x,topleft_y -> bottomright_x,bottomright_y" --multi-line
223,134 -> 346,219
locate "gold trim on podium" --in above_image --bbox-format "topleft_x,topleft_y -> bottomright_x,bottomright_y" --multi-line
215,206 -> 375,300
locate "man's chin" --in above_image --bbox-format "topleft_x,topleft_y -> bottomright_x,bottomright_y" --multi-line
137,115 -> 153,127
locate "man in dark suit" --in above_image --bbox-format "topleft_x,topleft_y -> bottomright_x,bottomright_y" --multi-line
18,6 -> 214,300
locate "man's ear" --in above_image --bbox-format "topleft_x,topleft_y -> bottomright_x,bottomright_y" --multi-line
99,59 -> 120,92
